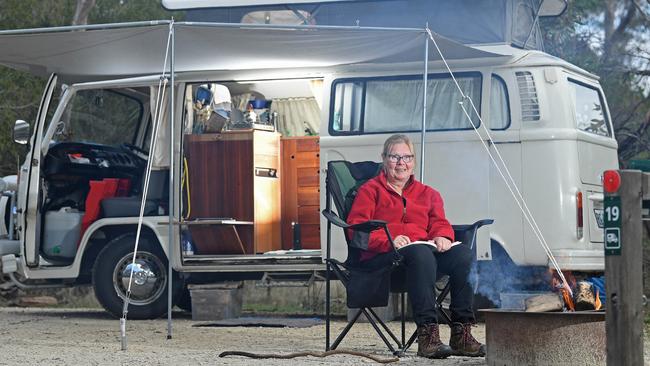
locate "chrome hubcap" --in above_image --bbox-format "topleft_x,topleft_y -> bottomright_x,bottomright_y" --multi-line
113,251 -> 166,306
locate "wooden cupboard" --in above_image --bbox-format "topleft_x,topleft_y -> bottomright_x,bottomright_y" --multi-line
184,130 -> 281,254
280,136 -> 320,250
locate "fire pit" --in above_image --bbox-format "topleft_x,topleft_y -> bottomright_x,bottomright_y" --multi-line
480,309 -> 605,365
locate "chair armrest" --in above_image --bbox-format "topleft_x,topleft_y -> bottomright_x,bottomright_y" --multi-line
321,209 -> 388,233
349,220 -> 388,232
321,209 -> 350,228
452,218 -> 494,250
473,219 -> 494,228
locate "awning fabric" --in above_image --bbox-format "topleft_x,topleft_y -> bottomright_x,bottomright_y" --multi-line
0,22 -> 506,82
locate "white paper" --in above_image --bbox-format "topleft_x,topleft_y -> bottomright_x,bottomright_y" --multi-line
398,240 -> 461,251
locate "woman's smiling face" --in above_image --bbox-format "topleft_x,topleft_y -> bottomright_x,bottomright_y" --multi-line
383,142 -> 415,185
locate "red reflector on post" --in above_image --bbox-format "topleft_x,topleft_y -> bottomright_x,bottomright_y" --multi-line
603,170 -> 621,193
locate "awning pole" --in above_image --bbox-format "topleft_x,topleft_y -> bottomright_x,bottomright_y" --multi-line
419,25 -> 429,181
166,18 -> 175,341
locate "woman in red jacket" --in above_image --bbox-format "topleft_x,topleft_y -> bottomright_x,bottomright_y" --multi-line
346,134 -> 485,359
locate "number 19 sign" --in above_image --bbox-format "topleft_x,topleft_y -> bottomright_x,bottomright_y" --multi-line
604,195 -> 622,256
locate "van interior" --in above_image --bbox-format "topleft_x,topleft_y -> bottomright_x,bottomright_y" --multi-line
39,78 -> 323,264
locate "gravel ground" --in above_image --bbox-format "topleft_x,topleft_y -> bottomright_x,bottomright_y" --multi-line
0,307 -> 487,365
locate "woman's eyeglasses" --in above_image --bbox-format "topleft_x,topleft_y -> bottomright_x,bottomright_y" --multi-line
387,154 -> 414,163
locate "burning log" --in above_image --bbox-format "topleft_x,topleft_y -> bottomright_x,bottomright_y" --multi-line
574,281 -> 601,311
545,270 -> 602,312
524,293 -> 563,312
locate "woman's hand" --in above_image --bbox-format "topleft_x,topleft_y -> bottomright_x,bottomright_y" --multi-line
393,235 -> 411,249
432,236 -> 452,252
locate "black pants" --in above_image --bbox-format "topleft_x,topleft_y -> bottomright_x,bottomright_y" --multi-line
360,244 -> 475,326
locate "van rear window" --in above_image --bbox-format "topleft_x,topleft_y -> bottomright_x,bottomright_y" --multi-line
569,79 -> 611,137
330,73 -> 481,134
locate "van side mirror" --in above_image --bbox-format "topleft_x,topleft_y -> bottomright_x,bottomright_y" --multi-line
13,120 -> 30,145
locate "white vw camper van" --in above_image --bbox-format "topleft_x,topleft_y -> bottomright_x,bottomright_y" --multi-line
0,0 -> 617,318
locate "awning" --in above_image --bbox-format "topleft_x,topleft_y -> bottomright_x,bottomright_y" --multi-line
0,21 -> 507,82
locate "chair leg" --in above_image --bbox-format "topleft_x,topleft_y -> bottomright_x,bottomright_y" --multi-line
366,307 -> 402,348
401,329 -> 419,353
439,307 -> 452,324
401,293 -> 406,347
330,308 -> 363,350
436,284 -> 453,325
362,308 -> 399,354
325,263 -> 331,351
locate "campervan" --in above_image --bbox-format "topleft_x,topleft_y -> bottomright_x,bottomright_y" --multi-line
0,0 -> 617,318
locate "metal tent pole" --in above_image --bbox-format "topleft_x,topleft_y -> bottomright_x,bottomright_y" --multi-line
167,18 -> 175,340
419,26 -> 429,181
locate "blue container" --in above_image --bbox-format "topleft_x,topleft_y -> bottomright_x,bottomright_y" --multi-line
249,99 -> 270,109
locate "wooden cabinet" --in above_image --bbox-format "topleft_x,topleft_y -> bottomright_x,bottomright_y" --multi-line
280,136 -> 320,250
184,130 -> 281,254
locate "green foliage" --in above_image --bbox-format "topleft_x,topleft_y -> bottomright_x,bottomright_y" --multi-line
90,0 -> 184,24
541,0 -> 650,165
0,1 -> 76,30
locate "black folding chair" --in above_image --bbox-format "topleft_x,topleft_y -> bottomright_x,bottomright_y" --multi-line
323,160 -> 493,356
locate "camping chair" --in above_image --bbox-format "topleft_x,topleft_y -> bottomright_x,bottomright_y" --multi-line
322,160 -> 493,356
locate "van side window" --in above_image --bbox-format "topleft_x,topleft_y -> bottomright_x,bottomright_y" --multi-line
56,89 -> 143,145
490,75 -> 510,130
515,71 -> 540,122
330,73 -> 481,134
332,82 -> 363,133
569,79 -> 611,137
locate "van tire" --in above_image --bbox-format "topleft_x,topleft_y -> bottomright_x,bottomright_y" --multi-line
92,233 -> 181,319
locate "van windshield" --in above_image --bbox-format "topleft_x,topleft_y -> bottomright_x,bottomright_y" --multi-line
53,88 -> 144,145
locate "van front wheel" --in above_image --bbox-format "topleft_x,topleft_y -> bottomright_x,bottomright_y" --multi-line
92,233 -> 180,319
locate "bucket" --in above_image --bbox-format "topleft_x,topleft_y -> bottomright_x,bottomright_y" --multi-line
42,207 -> 84,259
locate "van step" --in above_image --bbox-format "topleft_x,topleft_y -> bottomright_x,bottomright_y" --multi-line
256,271 -> 322,288
0,239 -> 19,256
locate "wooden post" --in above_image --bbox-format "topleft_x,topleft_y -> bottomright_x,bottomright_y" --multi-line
605,170 -> 644,365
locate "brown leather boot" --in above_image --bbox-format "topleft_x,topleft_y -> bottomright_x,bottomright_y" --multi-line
449,322 -> 486,357
416,323 -> 452,359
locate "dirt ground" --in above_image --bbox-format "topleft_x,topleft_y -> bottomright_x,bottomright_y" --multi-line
0,307 -> 489,365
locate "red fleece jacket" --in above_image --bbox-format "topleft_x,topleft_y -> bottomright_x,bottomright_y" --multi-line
346,171 -> 454,261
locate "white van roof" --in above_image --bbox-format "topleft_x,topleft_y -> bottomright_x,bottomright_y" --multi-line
0,21 -> 507,82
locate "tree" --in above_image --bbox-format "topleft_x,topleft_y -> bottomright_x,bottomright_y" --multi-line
72,0 -> 97,25
541,0 -> 650,165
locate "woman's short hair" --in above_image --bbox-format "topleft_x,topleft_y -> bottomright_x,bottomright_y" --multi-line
381,134 -> 415,159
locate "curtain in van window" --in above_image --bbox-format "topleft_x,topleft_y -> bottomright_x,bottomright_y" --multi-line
363,76 -> 480,132
271,97 -> 320,136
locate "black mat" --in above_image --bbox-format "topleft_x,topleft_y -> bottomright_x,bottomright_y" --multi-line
193,316 -> 323,328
